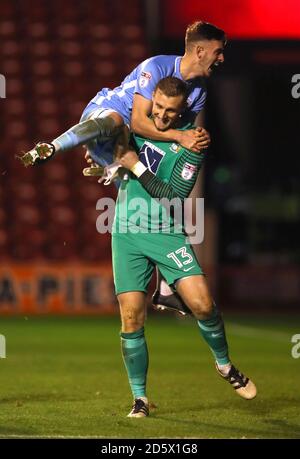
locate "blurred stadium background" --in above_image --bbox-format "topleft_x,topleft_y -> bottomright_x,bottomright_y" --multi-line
0,0 -> 300,439
1,0 -> 300,315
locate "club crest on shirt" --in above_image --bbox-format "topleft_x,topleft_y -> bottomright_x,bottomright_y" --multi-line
181,162 -> 197,180
139,71 -> 152,88
170,143 -> 180,153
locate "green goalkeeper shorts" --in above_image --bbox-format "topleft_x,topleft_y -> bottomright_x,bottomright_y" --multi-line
112,231 -> 203,295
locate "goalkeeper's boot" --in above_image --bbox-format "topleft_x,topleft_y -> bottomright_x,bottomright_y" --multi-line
17,142 -> 55,166
127,397 -> 149,418
152,290 -> 192,316
216,363 -> 257,400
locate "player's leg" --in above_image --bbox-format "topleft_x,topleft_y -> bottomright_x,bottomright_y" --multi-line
112,232 -> 153,417
18,106 -> 124,166
175,275 -> 257,400
175,274 -> 229,361
151,232 -> 256,400
82,137 -> 120,185
80,108 -> 125,166
118,291 -> 149,417
80,110 -> 131,188
52,108 -> 123,154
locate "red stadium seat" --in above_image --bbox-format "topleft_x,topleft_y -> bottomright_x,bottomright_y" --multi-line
0,21 -> 16,37
0,209 -> 6,225
0,1 -> 15,18
36,118 -> 61,137
57,24 -> 80,39
9,120 -> 28,138
31,42 -> 52,58
91,42 -> 117,59
35,100 -> 59,116
26,22 -> 48,38
13,183 -> 37,202
60,42 -> 82,57
42,163 -> 68,182
33,79 -> 56,96
7,78 -> 24,96
45,184 -> 71,204
20,0 -> 48,21
2,59 -> 21,76
0,40 -> 20,57
0,228 -> 10,259
94,61 -> 118,78
32,60 -> 53,77
62,61 -> 83,77
1,0 -> 147,262
10,227 -> 46,260
6,99 -> 26,116
14,204 -> 41,225
120,25 -> 145,41
48,206 -> 76,226
89,24 -> 112,40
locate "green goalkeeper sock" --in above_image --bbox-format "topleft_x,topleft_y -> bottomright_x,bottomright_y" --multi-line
120,327 -> 148,399
197,304 -> 230,366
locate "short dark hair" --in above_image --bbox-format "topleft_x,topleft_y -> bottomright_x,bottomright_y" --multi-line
154,77 -> 188,100
185,21 -> 226,50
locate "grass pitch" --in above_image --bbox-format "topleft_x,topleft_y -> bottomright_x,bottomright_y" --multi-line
0,313 -> 299,439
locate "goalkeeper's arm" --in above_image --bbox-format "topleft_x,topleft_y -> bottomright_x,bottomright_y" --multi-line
119,149 -> 205,201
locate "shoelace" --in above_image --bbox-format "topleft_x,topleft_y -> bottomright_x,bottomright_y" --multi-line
228,366 -> 248,387
132,399 -> 148,414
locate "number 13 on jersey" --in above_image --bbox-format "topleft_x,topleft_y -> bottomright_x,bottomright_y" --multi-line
167,246 -> 194,268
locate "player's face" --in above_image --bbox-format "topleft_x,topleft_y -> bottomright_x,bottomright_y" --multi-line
197,39 -> 225,77
152,89 -> 185,131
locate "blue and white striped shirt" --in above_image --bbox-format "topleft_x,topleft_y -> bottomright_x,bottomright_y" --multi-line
84,55 -> 207,124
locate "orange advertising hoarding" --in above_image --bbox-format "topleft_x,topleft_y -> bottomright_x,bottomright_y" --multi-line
0,263 -> 117,315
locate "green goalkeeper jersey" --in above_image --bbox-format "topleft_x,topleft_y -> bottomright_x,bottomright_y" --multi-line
113,125 -> 205,234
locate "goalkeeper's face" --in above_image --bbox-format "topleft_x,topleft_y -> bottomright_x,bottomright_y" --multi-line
152,89 -> 186,131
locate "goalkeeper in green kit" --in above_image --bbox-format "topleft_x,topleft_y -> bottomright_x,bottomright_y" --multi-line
113,77 -> 257,418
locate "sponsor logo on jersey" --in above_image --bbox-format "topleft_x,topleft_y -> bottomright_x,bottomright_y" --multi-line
181,162 -> 197,180
139,141 -> 165,174
170,143 -> 180,153
139,71 -> 152,88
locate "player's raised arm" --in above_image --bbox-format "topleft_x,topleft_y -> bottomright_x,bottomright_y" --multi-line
118,77 -> 206,200
131,94 -> 209,153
